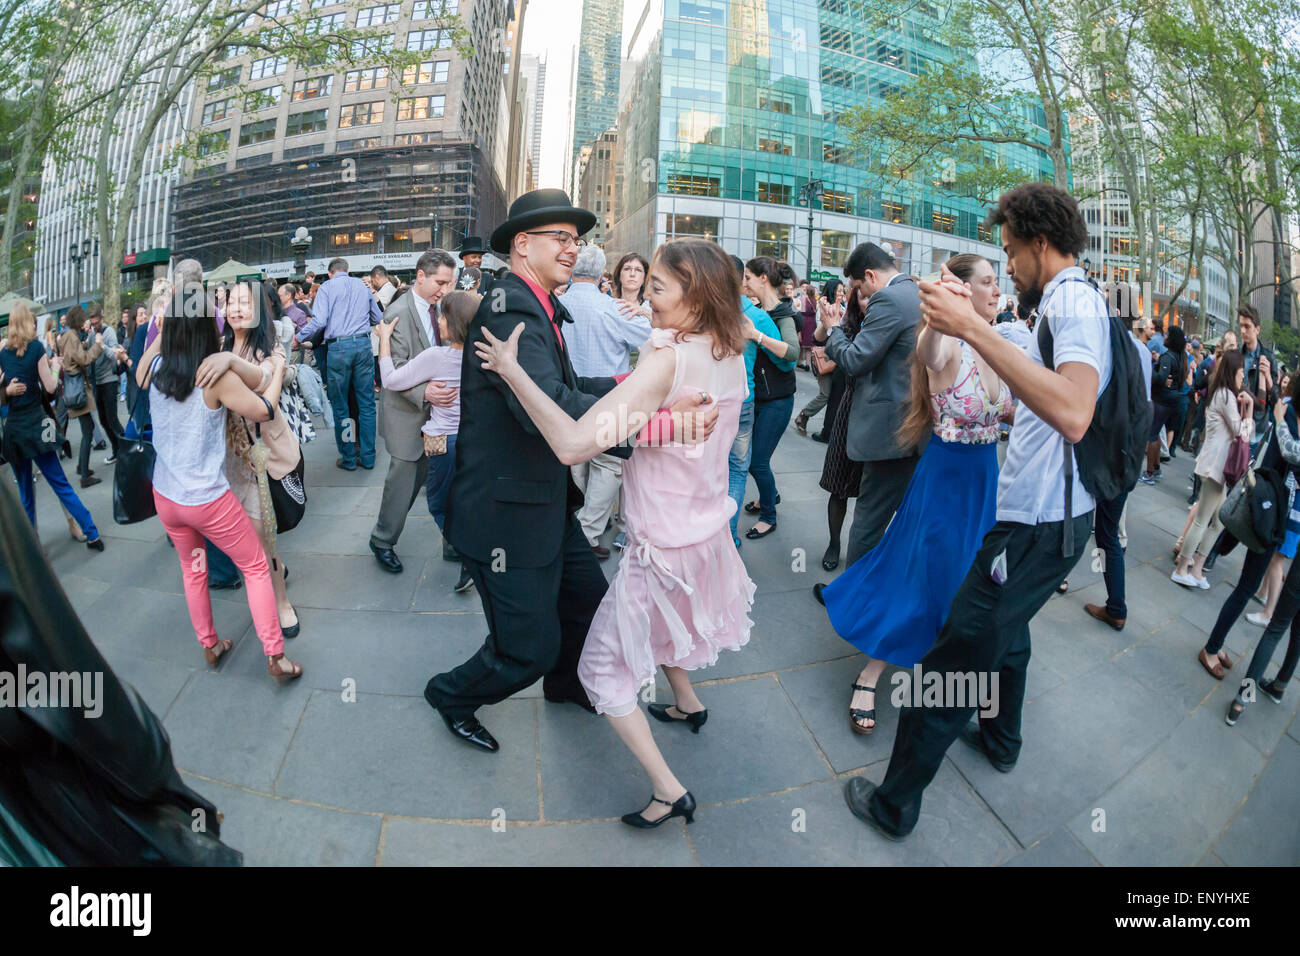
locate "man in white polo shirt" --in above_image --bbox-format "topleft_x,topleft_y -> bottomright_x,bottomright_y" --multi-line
845,183 -> 1112,840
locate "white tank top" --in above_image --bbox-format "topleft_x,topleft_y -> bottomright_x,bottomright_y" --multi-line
149,367 -> 230,507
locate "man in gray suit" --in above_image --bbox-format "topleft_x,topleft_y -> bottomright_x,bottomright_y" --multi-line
369,249 -> 456,573
817,242 -> 922,587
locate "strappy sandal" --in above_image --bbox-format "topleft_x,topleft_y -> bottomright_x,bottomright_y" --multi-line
267,653 -> 303,684
203,638 -> 233,669
850,683 -> 876,735
1197,647 -> 1226,680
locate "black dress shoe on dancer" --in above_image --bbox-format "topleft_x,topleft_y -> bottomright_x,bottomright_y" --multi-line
959,721 -> 1017,772
648,703 -> 708,733
813,582 -> 826,606
439,713 -> 499,753
621,791 -> 696,828
843,777 -> 907,841
370,543 -> 403,573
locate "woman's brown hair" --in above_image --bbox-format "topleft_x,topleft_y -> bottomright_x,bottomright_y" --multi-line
439,290 -> 481,346
653,238 -> 746,360
613,253 -> 650,303
896,253 -> 994,451
1207,346 -> 1244,404
64,304 -> 87,332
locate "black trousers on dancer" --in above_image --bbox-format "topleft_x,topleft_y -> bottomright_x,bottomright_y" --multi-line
868,514 -> 1092,836
426,515 -> 607,721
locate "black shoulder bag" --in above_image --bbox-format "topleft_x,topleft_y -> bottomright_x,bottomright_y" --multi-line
113,358 -> 160,524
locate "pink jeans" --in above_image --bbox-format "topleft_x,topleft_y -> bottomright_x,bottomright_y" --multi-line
154,489 -> 283,657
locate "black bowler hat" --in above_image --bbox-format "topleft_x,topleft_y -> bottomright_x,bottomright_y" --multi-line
458,235 -> 487,255
489,188 -> 597,256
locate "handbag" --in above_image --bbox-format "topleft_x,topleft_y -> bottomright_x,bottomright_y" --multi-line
810,346 -> 836,376
278,375 -> 316,445
267,448 -> 307,532
112,361 -> 159,525
1223,434 -> 1250,489
424,433 -> 447,456
1218,424 -> 1274,552
62,368 -> 88,412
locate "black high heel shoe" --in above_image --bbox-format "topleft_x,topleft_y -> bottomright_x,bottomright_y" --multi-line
648,703 -> 708,733
621,790 -> 696,828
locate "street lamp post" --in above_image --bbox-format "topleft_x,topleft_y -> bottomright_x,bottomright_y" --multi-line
290,226 -> 312,282
68,237 -> 93,306
798,178 -> 823,282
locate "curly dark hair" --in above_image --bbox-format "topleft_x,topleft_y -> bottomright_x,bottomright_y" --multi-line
985,183 -> 1088,258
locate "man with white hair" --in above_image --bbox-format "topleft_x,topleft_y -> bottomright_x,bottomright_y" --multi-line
560,244 -> 653,556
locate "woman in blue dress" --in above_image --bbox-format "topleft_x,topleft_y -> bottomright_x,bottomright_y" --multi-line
822,254 -> 1011,734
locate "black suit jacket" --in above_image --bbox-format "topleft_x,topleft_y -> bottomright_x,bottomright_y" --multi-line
445,272 -> 629,568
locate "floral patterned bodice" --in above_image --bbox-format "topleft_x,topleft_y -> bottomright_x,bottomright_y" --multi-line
930,341 -> 1011,444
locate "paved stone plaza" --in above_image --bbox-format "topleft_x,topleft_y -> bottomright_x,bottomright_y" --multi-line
28,373 -> 1300,866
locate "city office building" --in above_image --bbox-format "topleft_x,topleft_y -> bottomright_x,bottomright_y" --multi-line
172,0 -> 512,277
570,0 -> 624,190
576,128 -> 619,249
608,0 -> 1059,286
521,53 -> 547,190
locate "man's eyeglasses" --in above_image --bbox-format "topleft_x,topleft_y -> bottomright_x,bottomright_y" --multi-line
526,230 -> 587,250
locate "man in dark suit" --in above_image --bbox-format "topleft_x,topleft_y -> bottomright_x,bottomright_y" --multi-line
426,189 -> 717,753
456,235 -> 495,297
821,243 -> 922,567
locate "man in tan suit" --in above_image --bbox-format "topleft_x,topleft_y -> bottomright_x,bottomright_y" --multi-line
369,249 -> 456,573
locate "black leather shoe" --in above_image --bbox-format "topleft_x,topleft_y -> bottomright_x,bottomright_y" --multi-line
336,457 -> 357,471
453,566 -> 475,593
543,689 -> 597,714
843,777 -> 907,841
958,721 -> 1016,773
621,790 -> 696,828
86,538 -> 105,552
80,475 -> 102,489
438,712 -> 499,753
813,582 -> 826,606
281,622 -> 300,639
371,543 -> 403,573
442,540 -> 460,562
648,703 -> 708,733
811,432 -> 829,443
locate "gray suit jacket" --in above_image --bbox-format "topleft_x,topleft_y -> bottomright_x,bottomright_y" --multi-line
380,291 -> 434,462
824,274 -> 921,462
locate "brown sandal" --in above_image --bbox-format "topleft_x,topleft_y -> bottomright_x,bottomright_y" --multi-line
267,653 -> 303,684
1198,648 -> 1226,680
203,639 -> 233,669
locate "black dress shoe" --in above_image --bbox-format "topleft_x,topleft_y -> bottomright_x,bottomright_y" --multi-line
453,566 -> 475,593
621,790 -> 696,828
80,475 -> 102,489
86,538 -> 105,552
371,543 -> 402,573
648,703 -> 708,733
437,712 -> 499,753
811,432 -> 829,443
958,721 -> 1016,772
843,777 -> 907,841
813,582 -> 826,606
442,539 -> 460,562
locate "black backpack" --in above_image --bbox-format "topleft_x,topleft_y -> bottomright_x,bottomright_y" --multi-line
1037,278 -> 1153,552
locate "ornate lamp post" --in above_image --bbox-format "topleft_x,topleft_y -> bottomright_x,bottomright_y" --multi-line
798,178 -> 824,282
290,227 -> 312,282
68,237 -> 95,306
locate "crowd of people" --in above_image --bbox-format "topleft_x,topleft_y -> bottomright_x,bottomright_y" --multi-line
2,180 -> 1296,840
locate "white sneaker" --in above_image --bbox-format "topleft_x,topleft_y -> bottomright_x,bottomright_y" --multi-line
1171,570 -> 1200,588
1246,612 -> 1271,627
1195,576 -> 1211,590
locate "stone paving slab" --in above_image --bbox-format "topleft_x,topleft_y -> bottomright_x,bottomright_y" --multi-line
1210,733 -> 1300,866
1004,828 -> 1100,867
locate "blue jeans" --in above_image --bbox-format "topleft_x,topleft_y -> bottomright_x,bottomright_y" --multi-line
728,400 -> 755,544
749,396 -> 793,524
326,336 -> 377,468
11,450 -> 100,542
1093,492 -> 1128,620
424,434 -> 458,531
206,538 -> 240,587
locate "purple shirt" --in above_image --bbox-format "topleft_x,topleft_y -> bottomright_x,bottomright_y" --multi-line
296,273 -> 381,342
284,302 -> 308,332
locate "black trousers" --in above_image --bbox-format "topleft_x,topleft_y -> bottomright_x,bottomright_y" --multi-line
426,515 -> 607,720
869,514 -> 1092,836
1241,547 -> 1300,687
1206,546 -> 1274,655
92,382 -> 121,455
846,454 -> 919,565
1094,493 -> 1128,620
73,414 -> 94,477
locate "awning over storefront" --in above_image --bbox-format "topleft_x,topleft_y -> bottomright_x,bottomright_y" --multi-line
0,291 -> 45,321
122,247 -> 169,271
204,259 -> 265,283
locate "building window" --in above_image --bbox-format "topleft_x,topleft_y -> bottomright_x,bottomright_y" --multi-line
337,136 -> 384,151
393,131 -> 442,145
406,28 -> 452,51
821,230 -> 853,268
755,222 -> 790,259
822,189 -> 852,214
756,180 -> 792,205
356,3 -> 400,26
251,84 -> 283,110
306,12 -> 345,33
202,98 -> 233,124
292,75 -> 334,101
235,152 -> 275,170
413,0 -> 458,16
932,210 -> 957,233
396,95 -> 445,120
197,128 -> 230,156
977,221 -> 995,243
823,142 -> 851,164
330,232 -> 351,247
1109,208 -> 1130,228
666,173 -> 720,196
238,118 -> 278,146
402,60 -> 449,84
309,0 -> 337,7
757,132 -> 793,155
250,56 -> 287,80
350,34 -> 393,57
263,0 -> 293,16
339,100 -> 385,127
285,143 -> 327,160
881,199 -> 907,223
207,67 -> 240,92
286,108 -> 328,135
758,92 -> 793,114
344,67 -> 388,92
666,214 -> 719,240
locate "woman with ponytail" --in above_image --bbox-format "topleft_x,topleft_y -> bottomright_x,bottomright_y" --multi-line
820,254 -> 1011,734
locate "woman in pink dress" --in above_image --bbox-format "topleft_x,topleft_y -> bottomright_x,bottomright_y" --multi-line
475,238 -> 754,829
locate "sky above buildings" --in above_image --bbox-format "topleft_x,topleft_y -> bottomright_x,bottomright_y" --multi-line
522,0 -> 580,189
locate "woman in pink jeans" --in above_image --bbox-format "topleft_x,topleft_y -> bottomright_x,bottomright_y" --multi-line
136,308 -> 303,682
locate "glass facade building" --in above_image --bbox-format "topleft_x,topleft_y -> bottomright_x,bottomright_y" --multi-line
571,0 -> 625,187
609,0 -> 1059,283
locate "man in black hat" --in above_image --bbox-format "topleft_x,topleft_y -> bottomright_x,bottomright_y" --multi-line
425,189 -> 718,753
456,236 -> 495,297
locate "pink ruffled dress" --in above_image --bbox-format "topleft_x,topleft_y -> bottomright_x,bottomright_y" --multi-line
578,328 -> 756,716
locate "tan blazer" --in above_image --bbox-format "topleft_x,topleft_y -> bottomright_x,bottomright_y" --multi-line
379,291 -> 433,462
56,329 -> 103,419
234,341 -> 301,481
